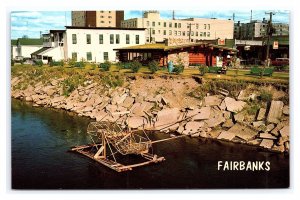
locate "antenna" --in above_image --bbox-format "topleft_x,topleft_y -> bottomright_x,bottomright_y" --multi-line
250,10 -> 252,22
172,10 -> 175,20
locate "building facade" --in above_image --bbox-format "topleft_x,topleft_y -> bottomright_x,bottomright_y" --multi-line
121,11 -> 234,43
11,38 -> 43,59
72,11 -> 124,28
32,26 -> 146,63
234,19 -> 289,40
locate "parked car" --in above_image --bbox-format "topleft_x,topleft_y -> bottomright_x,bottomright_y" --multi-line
271,58 -> 289,66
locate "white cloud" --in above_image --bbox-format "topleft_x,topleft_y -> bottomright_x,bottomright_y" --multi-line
11,11 -> 42,18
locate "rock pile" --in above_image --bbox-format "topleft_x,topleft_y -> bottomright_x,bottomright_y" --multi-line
11,77 -> 290,153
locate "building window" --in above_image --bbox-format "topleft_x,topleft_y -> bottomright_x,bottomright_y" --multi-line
110,34 -> 114,44
152,21 -> 155,26
178,31 -> 181,36
163,30 -> 166,35
174,31 -> 177,36
203,32 -> 206,37
178,23 -> 181,28
207,32 -> 210,37
116,34 -> 120,44
147,21 -> 149,26
86,34 -> 91,44
191,31 -> 194,36
169,22 -> 172,28
200,32 -> 203,37
108,16 -> 112,18
72,52 -> 77,61
164,22 -> 166,27
99,34 -> 103,44
135,35 -> 140,44
104,52 -> 109,61
86,52 -> 92,61
196,32 -> 198,36
204,24 -> 207,29
108,11 -> 111,13
101,21 -> 104,23
72,34 -> 77,44
152,29 -> 155,35
175,23 -> 177,28
158,30 -> 161,34
196,24 -> 199,29
100,15 -> 104,18
126,34 -> 130,44
187,31 -> 190,36
208,24 -> 210,30
158,22 -> 161,26
169,30 -> 172,35
183,31 -> 185,36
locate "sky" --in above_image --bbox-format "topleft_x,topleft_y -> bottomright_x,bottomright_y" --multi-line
10,10 -> 289,39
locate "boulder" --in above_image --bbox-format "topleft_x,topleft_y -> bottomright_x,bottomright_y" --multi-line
279,126 -> 289,142
204,95 -> 222,106
122,97 -> 135,108
222,119 -> 234,128
256,108 -> 266,121
260,139 -> 274,149
272,144 -> 285,153
177,126 -> 184,134
205,115 -> 225,127
155,108 -> 181,129
51,96 -> 65,104
233,112 -> 245,122
185,121 -> 204,133
217,131 -> 236,141
127,116 -> 147,129
190,107 -> 211,120
229,123 -> 257,141
247,139 -> 262,146
267,100 -> 284,124
266,124 -> 275,132
218,100 -> 226,110
259,133 -> 277,140
252,121 -> 265,128
224,97 -> 246,113
25,96 -> 32,102
283,105 -> 289,115
82,106 -> 93,113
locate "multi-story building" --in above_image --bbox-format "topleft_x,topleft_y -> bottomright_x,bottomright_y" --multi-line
31,26 -> 146,63
121,11 -> 234,43
234,19 -> 289,40
72,11 -> 124,28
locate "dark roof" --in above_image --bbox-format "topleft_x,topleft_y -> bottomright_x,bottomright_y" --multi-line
50,30 -> 66,33
65,26 -> 146,31
17,38 -> 43,46
31,47 -> 51,55
114,42 -> 238,52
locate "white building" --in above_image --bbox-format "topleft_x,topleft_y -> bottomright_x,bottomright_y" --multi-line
121,11 -> 234,43
32,26 -> 146,63
11,38 -> 43,60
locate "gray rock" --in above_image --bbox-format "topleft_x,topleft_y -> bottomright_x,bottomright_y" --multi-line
204,95 -> 222,106
224,97 -> 246,113
267,100 -> 284,124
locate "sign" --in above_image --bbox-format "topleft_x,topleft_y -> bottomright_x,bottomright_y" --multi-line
273,41 -> 279,49
218,39 -> 225,45
244,46 -> 250,51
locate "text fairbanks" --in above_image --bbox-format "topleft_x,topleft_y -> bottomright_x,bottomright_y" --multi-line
217,161 -> 271,171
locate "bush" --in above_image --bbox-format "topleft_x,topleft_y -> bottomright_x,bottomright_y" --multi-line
68,59 -> 76,68
74,60 -> 86,68
101,73 -> 124,88
50,60 -> 64,67
11,59 -> 15,66
34,59 -> 43,67
148,60 -> 159,74
258,90 -> 273,102
130,61 -> 142,73
99,61 -> 111,71
198,65 -> 208,76
90,63 -> 97,70
173,64 -> 184,74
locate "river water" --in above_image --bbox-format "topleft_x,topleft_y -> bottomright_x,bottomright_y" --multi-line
11,99 -> 289,189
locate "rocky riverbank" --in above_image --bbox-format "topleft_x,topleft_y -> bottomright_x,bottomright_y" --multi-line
11,71 -> 289,153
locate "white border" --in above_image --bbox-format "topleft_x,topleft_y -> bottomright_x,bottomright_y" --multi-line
2,0 -> 299,199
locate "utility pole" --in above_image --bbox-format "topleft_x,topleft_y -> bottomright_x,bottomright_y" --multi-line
172,10 -> 175,20
250,10 -> 252,22
265,11 -> 275,67
233,13 -> 235,21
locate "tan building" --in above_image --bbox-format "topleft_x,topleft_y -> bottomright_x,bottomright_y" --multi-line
121,11 -> 234,43
72,11 -> 124,28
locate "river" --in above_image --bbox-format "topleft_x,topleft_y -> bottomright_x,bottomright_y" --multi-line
11,99 -> 289,189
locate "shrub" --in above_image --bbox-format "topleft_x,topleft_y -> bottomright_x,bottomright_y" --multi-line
99,61 -> 111,71
173,64 -> 184,74
74,60 -> 85,68
62,74 -> 85,96
11,59 -> 15,66
68,59 -> 76,68
101,73 -> 124,88
90,63 -> 97,70
258,90 -> 273,102
34,59 -> 43,67
130,61 -> 142,73
198,65 -> 208,76
50,60 -> 64,67
148,60 -> 159,74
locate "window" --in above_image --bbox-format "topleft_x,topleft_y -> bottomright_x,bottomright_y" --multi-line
108,16 -> 112,18
72,34 -> 77,44
196,24 -> 199,29
99,34 -> 103,44
191,31 -> 194,36
163,30 -> 166,35
178,31 -> 181,36
147,21 -> 149,26
72,52 -> 77,61
204,24 -> 207,29
152,21 -> 155,26
158,30 -> 161,34
203,32 -> 206,37
207,32 -> 210,37
187,31 -> 190,36
100,15 -> 104,18
175,23 -> 177,28
164,22 -> 166,27
116,34 -> 120,44
126,34 -> 130,44
208,24 -> 210,30
174,31 -> 177,36
158,22 -> 161,26
135,35 -> 139,44
103,52 -> 109,61
183,31 -> 185,36
152,29 -> 155,35
169,22 -> 172,28
169,30 -> 172,35
86,52 -> 92,61
110,34 -> 114,44
196,32 -> 198,36
86,34 -> 91,44
178,23 -> 181,28
200,32 -> 203,37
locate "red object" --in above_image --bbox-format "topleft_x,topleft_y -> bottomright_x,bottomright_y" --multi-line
271,58 -> 289,66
